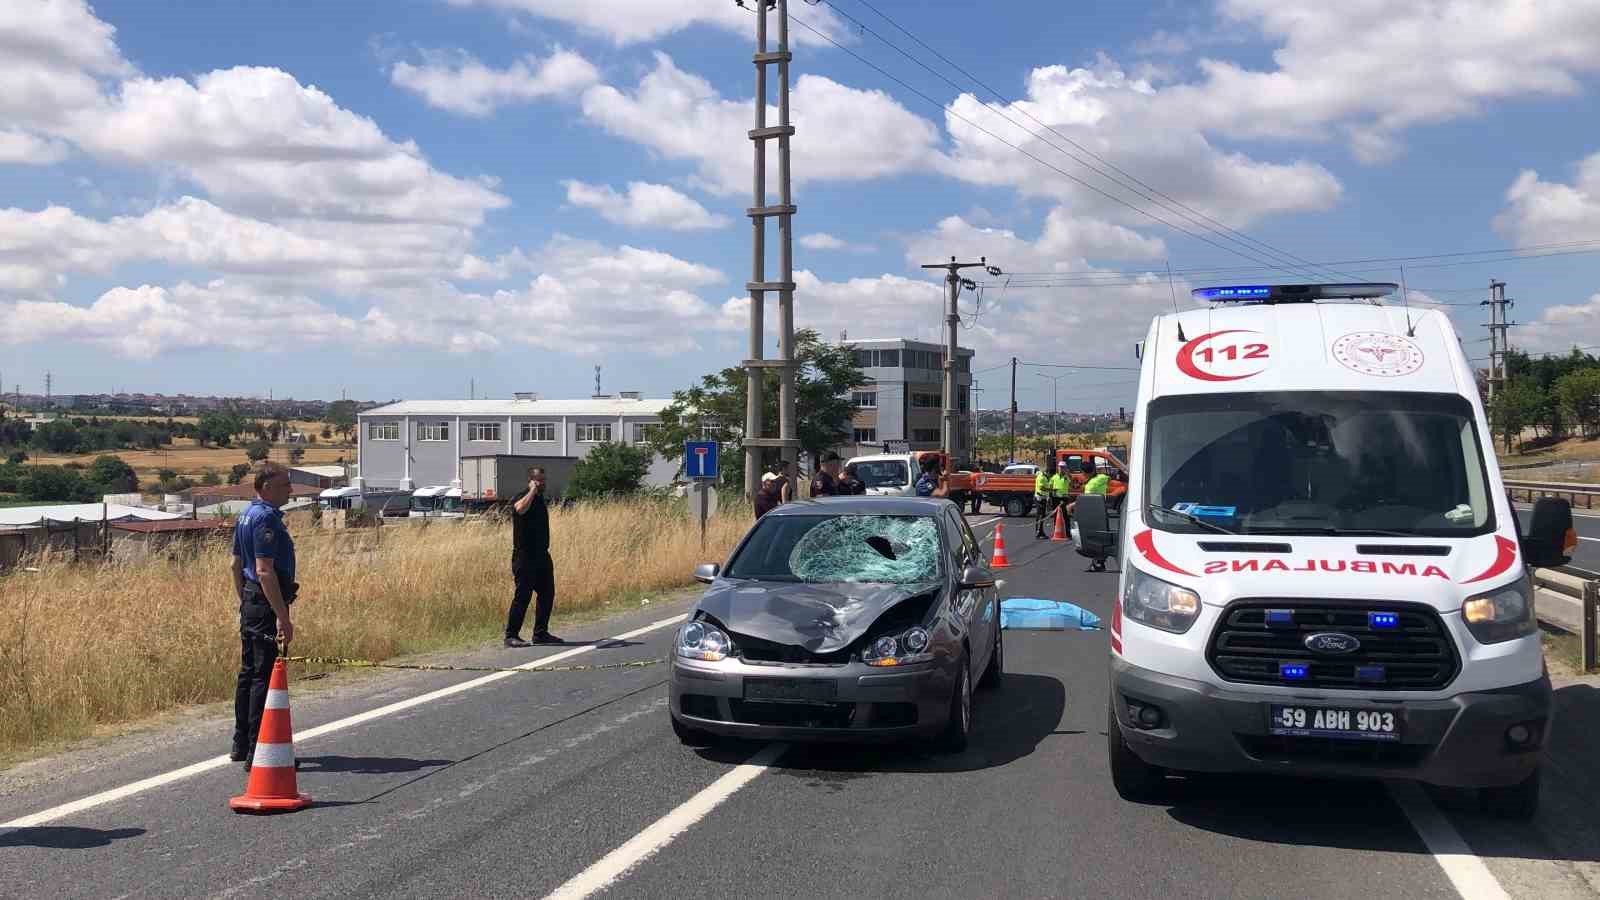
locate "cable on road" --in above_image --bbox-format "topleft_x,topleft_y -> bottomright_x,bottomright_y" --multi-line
280,654 -> 667,675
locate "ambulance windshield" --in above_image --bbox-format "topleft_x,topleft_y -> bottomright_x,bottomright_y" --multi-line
1144,391 -> 1494,537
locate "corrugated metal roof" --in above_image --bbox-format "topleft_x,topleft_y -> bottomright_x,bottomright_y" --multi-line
359,398 -> 673,417
0,503 -> 183,527
292,465 -> 347,478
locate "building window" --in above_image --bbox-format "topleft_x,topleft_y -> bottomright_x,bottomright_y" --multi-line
851,391 -> 877,408
632,423 -> 659,445
367,422 -> 399,441
576,423 -> 612,443
468,422 -> 501,442
853,428 -> 877,443
853,349 -> 901,368
912,428 -> 941,443
417,422 -> 449,442
521,422 -> 556,443
912,392 -> 942,408
959,388 -> 969,412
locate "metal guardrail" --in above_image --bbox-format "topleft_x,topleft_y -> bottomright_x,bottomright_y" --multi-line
1504,479 -> 1600,510
1532,565 -> 1599,671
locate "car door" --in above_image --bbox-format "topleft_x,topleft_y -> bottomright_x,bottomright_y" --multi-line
944,509 -> 993,676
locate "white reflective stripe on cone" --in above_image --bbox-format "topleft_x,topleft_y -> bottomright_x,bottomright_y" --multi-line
251,742 -> 296,769
264,689 -> 290,710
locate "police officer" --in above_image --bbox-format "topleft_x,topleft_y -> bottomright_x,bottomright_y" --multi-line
1067,457 -> 1112,570
1033,463 -> 1055,539
810,451 -> 843,497
231,462 -> 297,769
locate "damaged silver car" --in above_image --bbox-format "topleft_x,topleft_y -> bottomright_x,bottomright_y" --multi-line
669,497 -> 1002,750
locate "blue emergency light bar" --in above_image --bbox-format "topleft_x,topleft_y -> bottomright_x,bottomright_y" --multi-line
1356,665 -> 1387,683
1192,283 -> 1399,303
1265,609 -> 1295,628
1368,612 -> 1400,630
1280,663 -> 1309,681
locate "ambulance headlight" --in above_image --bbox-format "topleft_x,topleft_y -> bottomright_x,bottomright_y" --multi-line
1463,576 -> 1535,644
678,621 -> 732,661
1123,567 -> 1201,634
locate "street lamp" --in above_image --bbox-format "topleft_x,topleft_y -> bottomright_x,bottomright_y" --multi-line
1035,372 -> 1069,440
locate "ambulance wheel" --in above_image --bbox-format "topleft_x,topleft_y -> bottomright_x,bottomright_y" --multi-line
1004,497 -> 1028,518
1480,769 -> 1540,821
1108,704 -> 1167,803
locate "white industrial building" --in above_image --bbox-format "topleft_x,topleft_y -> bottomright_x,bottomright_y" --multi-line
355,394 -> 679,491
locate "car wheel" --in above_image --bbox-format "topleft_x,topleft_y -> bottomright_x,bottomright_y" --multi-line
1480,769 -> 1541,820
671,714 -> 713,747
1004,496 -> 1028,518
980,607 -> 1004,690
937,658 -> 973,753
1107,703 -> 1167,803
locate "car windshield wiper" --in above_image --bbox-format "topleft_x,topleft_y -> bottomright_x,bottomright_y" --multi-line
1146,504 -> 1238,535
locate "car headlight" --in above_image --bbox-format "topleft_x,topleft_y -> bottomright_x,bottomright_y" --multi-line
862,625 -> 933,667
1463,576 -> 1535,644
1122,566 -> 1201,634
678,621 -> 732,661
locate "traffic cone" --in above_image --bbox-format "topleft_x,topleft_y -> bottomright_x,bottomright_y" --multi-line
991,523 -> 1011,569
1051,505 -> 1069,542
230,659 -> 311,814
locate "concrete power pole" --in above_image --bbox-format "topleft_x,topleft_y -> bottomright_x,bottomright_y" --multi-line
1008,357 -> 1017,464
1482,279 -> 1513,402
742,0 -> 799,497
919,256 -> 999,462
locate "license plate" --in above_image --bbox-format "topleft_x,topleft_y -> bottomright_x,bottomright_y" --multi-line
1268,705 -> 1402,742
744,677 -> 837,704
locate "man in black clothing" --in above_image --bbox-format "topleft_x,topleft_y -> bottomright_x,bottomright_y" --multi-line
810,451 -> 842,497
505,466 -> 560,647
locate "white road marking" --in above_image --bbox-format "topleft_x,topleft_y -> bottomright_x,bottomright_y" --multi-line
542,742 -> 788,900
1,614 -> 688,829
1578,536 -> 1600,543
1387,781 -> 1512,900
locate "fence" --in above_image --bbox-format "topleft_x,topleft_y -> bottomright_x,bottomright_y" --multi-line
1503,479 -> 1600,510
1532,566 -> 1599,671
0,518 -> 108,569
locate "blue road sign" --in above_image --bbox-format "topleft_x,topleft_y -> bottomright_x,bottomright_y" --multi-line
684,440 -> 719,480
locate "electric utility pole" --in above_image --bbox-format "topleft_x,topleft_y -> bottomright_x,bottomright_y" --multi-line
919,255 -> 1000,462
741,0 -> 799,497
1482,279 -> 1513,402
1008,357 -> 1018,464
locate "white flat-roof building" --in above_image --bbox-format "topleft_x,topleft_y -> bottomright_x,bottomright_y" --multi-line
356,394 -> 678,491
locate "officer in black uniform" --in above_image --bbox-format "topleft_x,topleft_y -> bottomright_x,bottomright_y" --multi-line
505,466 -> 561,647
230,462 -> 297,768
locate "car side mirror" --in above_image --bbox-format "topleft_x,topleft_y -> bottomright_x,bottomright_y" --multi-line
694,562 -> 720,584
1520,497 -> 1575,569
959,565 -> 996,590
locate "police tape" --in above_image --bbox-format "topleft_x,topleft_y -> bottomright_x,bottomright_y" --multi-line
279,654 -> 667,675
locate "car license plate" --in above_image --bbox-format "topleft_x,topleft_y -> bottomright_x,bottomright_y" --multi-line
744,677 -> 837,704
1268,705 -> 1402,742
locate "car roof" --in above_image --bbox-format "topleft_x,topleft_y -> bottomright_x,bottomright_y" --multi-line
765,496 -> 950,517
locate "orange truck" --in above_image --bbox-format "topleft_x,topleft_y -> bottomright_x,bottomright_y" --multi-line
972,449 -> 1129,517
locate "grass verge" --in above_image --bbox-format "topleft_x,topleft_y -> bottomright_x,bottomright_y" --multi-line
0,497 -> 748,760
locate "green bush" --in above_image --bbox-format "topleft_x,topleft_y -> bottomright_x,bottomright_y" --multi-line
568,441 -> 653,500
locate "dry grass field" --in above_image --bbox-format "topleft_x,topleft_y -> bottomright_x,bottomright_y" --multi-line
29,439 -> 354,482
0,497 -> 751,761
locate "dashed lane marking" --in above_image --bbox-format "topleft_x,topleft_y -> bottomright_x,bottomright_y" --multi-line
1388,781 -> 1512,900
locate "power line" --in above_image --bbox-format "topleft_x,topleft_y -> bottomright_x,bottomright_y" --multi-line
836,0 -> 1355,283
1021,361 -> 1141,371
782,10 -> 1343,276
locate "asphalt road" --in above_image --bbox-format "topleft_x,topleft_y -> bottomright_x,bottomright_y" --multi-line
0,512 -> 1590,899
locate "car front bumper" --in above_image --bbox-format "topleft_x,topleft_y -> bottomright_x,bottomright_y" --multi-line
1111,658 -> 1551,788
670,655 -> 957,742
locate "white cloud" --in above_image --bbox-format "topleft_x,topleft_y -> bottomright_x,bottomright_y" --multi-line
563,180 -> 730,230
799,233 -> 847,251
442,0 -> 847,47
1494,151 -> 1600,246
0,129 -> 68,164
905,211 -> 1166,270
391,48 -> 598,117
580,53 -> 939,196
1514,293 -> 1600,357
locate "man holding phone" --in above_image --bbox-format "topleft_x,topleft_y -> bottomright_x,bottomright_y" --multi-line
505,466 -> 560,647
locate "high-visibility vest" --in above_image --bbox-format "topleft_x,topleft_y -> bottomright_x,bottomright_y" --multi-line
1035,471 -> 1051,498
1083,473 -> 1110,496
1049,473 -> 1071,496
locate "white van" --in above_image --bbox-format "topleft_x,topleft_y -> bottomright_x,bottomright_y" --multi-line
846,453 -> 919,496
1106,283 -> 1575,819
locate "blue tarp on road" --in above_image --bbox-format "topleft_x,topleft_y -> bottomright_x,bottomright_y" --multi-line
1000,598 -> 1102,631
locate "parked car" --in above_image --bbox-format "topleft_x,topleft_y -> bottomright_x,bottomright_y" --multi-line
669,496 -> 1002,749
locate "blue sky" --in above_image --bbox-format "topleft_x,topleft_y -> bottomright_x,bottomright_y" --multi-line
3,0 -> 1600,414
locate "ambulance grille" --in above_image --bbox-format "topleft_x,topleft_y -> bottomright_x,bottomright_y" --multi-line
1206,600 -> 1459,691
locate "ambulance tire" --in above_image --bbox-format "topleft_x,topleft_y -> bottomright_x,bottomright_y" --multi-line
1004,496 -> 1028,518
1108,703 -> 1168,803
1479,768 -> 1541,821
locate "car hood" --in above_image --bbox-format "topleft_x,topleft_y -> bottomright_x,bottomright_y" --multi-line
696,579 -> 941,652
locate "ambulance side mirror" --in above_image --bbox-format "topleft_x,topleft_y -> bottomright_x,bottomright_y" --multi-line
1521,497 -> 1575,569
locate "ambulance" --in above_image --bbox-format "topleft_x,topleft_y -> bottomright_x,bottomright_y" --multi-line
1107,283 -> 1576,819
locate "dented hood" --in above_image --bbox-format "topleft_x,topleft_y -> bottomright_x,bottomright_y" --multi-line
695,579 -> 941,653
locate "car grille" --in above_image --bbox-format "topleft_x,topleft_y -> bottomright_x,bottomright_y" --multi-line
731,631 -> 854,667
1207,599 -> 1459,691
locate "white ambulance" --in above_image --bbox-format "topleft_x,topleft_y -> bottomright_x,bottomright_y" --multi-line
1107,282 -> 1576,819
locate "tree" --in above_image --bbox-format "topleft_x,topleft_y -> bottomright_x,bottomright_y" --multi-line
648,329 -> 862,489
245,440 -> 270,463
568,441 -> 653,500
30,420 -> 82,454
1489,379 -> 1541,453
6,450 -> 27,465
1554,368 -> 1600,438
19,465 -> 97,502
201,469 -> 222,486
288,445 -> 306,465
326,400 -> 359,443
197,411 -> 245,448
87,455 -> 138,493
228,463 -> 251,485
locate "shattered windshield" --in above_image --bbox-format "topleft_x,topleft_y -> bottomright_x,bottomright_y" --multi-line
723,514 -> 942,584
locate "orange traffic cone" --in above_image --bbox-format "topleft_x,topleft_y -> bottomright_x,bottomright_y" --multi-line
1051,505 -> 1069,542
991,523 -> 1010,568
230,659 -> 311,813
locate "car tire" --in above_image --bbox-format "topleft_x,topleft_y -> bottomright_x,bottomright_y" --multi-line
1004,496 -> 1028,518
671,714 -> 712,747
1480,769 -> 1540,820
937,658 -> 973,754
980,608 -> 1004,690
1108,703 -> 1167,803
